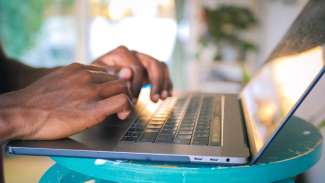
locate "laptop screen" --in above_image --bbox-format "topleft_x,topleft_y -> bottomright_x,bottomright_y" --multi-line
239,0 -> 325,161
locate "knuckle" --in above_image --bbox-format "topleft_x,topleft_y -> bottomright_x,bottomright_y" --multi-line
80,70 -> 92,81
115,45 -> 129,53
160,61 -> 167,66
160,61 -> 168,69
69,62 -> 84,70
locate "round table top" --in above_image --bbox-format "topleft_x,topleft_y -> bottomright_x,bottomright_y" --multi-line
43,117 -> 322,183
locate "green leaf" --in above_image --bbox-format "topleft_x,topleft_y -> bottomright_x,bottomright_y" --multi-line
0,0 -> 75,59
203,5 -> 258,61
318,120 -> 325,129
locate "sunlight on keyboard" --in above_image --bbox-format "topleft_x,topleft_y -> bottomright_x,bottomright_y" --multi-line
136,86 -> 162,115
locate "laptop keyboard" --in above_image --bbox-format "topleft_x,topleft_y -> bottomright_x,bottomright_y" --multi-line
121,95 -> 222,146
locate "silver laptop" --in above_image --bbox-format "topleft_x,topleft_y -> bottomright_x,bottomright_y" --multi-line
6,0 -> 325,165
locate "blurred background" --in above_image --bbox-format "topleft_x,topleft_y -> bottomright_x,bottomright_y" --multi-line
0,0 -> 324,182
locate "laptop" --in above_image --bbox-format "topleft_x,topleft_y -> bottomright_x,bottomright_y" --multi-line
6,0 -> 325,165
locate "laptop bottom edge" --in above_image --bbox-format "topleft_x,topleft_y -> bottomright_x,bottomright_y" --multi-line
7,146 -> 249,165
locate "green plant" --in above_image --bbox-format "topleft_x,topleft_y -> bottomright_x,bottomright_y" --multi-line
203,5 -> 258,61
0,0 -> 74,58
318,120 -> 325,129
0,0 -> 46,57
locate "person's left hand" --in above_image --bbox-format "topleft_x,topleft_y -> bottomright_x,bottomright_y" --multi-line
93,46 -> 173,103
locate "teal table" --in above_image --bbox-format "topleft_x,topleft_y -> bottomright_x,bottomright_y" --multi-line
40,117 -> 322,183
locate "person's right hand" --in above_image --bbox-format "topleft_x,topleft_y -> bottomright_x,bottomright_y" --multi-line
0,63 -> 132,140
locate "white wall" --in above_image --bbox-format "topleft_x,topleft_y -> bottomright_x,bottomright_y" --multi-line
256,0 -> 308,65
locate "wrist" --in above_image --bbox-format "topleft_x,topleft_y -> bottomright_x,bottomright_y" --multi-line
0,91 -> 51,140
0,107 -> 20,141
0,92 -> 34,140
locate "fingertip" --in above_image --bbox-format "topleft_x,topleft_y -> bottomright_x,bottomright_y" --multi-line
168,90 -> 173,97
151,94 -> 160,103
161,90 -> 168,100
118,68 -> 132,80
117,111 -> 131,120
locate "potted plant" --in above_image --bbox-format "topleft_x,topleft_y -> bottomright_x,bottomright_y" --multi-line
201,5 -> 258,62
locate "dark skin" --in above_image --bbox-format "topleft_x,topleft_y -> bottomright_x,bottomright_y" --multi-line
0,45 -> 173,181
0,63 -> 133,140
0,45 -> 173,140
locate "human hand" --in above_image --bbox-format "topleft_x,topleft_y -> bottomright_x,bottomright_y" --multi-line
0,63 -> 132,140
93,46 -> 173,102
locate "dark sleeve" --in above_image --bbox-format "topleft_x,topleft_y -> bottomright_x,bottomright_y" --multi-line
0,44 -> 57,92
0,45 -> 8,93
0,46 -> 6,183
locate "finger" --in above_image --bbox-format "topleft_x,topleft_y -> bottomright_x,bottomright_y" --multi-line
105,66 -> 133,80
163,64 -> 173,97
96,46 -> 145,97
104,66 -> 123,75
160,63 -> 172,100
88,94 -> 133,126
84,64 -> 108,72
133,51 -> 164,102
129,64 -> 146,98
117,111 -> 132,120
118,67 -> 133,80
97,80 -> 133,100
112,47 -> 145,98
68,63 -> 107,72
167,79 -> 173,97
90,71 -> 118,83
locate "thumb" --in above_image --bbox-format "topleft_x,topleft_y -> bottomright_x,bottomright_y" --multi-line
88,94 -> 133,126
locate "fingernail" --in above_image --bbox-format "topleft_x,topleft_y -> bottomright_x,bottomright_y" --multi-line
118,111 -> 131,120
161,90 -> 168,99
118,68 -> 131,79
152,94 -> 160,102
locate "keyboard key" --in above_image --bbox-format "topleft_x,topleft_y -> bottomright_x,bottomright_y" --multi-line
175,134 -> 192,140
140,132 -> 159,142
180,124 -> 195,129
160,129 -> 177,135
174,138 -> 191,144
195,129 -> 210,134
196,124 -> 209,129
194,133 -> 209,138
146,124 -> 163,129
192,138 -> 209,145
179,126 -> 193,131
144,128 -> 160,133
156,135 -> 174,143
149,121 -> 165,125
162,127 -> 178,131
178,130 -> 193,135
